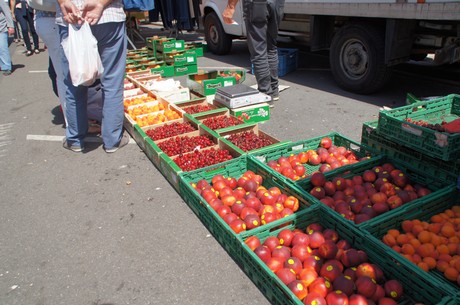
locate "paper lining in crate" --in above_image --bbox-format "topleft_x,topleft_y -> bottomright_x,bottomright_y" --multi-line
217,123 -> 287,155
137,77 -> 191,104
238,204 -> 456,305
293,154 -> 456,229
377,94 -> 460,161
360,186 -> 460,298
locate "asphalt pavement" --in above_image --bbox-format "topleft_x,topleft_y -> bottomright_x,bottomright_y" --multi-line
0,23 -> 459,305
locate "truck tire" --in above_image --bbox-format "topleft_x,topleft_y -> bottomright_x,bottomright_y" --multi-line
204,12 -> 233,55
330,23 -> 391,94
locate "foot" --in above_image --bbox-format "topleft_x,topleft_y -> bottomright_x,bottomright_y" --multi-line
104,132 -> 130,153
34,49 -> 40,54
25,50 -> 33,56
62,139 -> 84,152
2,70 -> 12,76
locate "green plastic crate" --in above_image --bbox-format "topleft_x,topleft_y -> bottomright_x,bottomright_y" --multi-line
295,154 -> 456,228
178,155 -> 316,242
249,132 -> 375,185
361,121 -> 459,184
377,94 -> 460,161
239,205 -> 455,305
361,187 -> 460,297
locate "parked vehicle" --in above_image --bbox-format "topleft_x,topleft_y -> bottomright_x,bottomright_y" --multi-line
201,0 -> 460,94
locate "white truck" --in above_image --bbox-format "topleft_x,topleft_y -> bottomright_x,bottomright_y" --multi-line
201,0 -> 460,93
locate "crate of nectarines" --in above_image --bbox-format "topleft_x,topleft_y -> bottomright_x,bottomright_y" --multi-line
294,154 -> 456,228
360,187 -> 460,296
249,132 -> 376,185
179,155 -> 316,257
239,204 -> 456,305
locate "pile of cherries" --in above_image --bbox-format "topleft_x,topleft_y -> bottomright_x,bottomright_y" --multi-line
145,122 -> 196,141
174,148 -> 233,171
405,118 -> 448,132
227,131 -> 273,152
183,104 -> 214,114
202,115 -> 244,130
158,135 -> 215,156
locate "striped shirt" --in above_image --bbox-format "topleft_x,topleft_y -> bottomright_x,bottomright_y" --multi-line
56,0 -> 125,26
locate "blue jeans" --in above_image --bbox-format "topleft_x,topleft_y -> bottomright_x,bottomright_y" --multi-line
59,22 -> 127,149
0,31 -> 12,71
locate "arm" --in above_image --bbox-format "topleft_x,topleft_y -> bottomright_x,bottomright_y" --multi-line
222,0 -> 238,24
0,0 -> 15,32
81,0 -> 114,25
9,0 -> 16,21
58,0 -> 83,24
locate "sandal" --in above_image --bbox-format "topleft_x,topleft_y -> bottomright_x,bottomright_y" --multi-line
34,49 -> 40,54
25,50 -> 33,56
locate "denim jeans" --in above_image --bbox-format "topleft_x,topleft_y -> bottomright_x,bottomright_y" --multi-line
0,31 -> 12,71
35,16 -> 67,123
59,22 -> 127,149
244,0 -> 285,97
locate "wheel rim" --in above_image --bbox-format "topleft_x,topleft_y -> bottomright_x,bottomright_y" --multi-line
208,24 -> 219,45
339,39 -> 369,80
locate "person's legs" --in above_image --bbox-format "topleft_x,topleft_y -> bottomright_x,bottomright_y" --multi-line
36,17 -> 67,123
15,10 -> 32,52
59,25 -> 88,149
266,0 -> 285,98
0,31 -> 12,72
244,0 -> 272,96
90,22 -> 127,150
26,11 -> 40,51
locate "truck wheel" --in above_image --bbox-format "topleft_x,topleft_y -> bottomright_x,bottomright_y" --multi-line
204,12 -> 233,55
330,23 -> 391,94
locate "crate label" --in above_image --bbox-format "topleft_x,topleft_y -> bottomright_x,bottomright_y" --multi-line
175,42 -> 182,48
223,80 -> 234,86
434,132 -> 448,147
401,123 -> 423,136
255,155 -> 266,163
206,83 -> 222,89
291,144 -> 304,151
187,56 -> 195,63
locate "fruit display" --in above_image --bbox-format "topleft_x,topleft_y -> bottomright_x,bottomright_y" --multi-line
157,135 -> 215,156
145,122 -> 196,141
404,118 -> 449,132
123,95 -> 156,109
381,206 -> 460,285
182,104 -> 214,114
126,102 -> 165,118
265,137 -> 369,181
226,131 -> 274,152
304,163 -> 433,224
218,71 -> 242,82
190,170 -> 302,234
135,109 -> 181,127
202,115 -> 244,130
247,223 -> 407,304
174,148 -> 233,171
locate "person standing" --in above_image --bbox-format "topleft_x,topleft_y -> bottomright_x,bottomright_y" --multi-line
56,0 -> 128,153
11,0 -> 40,55
0,0 -> 14,75
223,0 -> 285,107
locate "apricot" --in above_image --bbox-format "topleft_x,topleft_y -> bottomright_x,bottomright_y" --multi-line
440,223 -> 455,238
396,234 -> 409,246
417,243 -> 434,258
436,244 -> 450,255
444,267 -> 458,282
387,229 -> 400,238
430,214 -> 444,223
436,260 -> 449,273
401,220 -> 413,233
417,261 -> 429,272
383,234 -> 397,247
401,244 -> 415,255
423,257 -> 437,270
417,231 -> 431,244
408,238 -> 421,249
411,224 -> 424,236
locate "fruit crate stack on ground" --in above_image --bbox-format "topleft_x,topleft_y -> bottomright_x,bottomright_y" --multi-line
239,204 -> 457,305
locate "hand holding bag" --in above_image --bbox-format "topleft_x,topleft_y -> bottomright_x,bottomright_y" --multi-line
61,22 -> 104,87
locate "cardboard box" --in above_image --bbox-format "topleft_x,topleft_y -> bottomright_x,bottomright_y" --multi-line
214,101 -> 271,124
155,39 -> 185,53
163,51 -> 197,67
150,65 -> 175,78
155,86 -> 191,104
186,69 -> 246,96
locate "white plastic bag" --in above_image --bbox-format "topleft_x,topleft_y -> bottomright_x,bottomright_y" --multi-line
62,22 -> 104,87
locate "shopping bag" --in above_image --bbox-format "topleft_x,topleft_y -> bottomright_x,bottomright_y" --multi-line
61,22 -> 104,87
